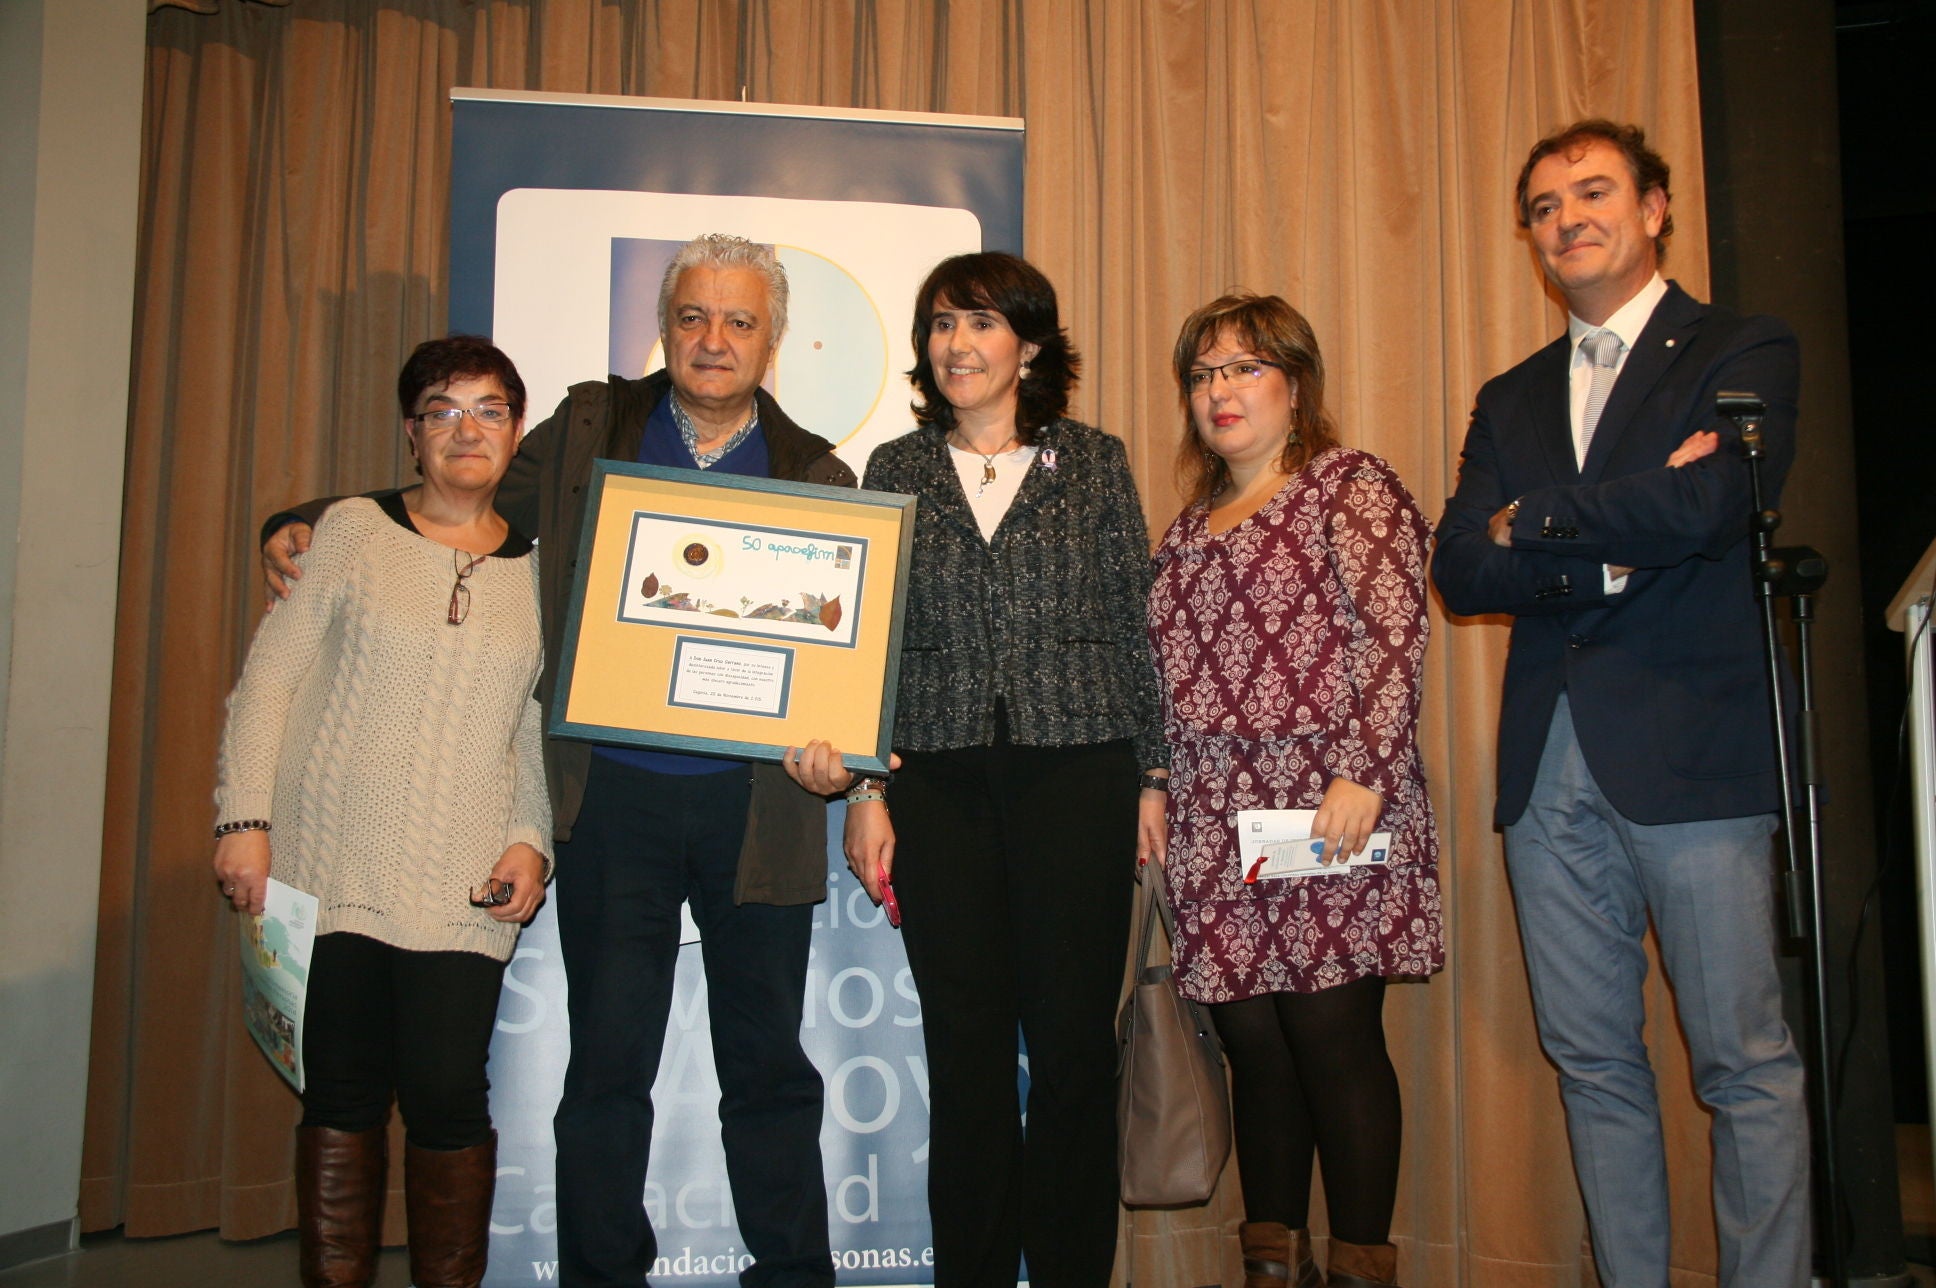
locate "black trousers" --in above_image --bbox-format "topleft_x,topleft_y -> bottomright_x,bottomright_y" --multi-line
550,756 -> 832,1288
300,931 -> 506,1150
890,738 -> 1138,1288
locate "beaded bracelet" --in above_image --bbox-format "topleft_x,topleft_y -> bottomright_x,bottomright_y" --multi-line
214,819 -> 271,838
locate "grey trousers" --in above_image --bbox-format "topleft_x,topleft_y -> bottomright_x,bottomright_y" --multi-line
1504,694 -> 1809,1288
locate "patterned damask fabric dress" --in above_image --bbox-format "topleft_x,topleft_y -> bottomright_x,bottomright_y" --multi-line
1148,447 -> 1444,1003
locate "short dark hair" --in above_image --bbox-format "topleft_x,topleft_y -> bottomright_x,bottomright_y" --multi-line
907,252 -> 1078,444
396,334 -> 527,421
1170,292 -> 1340,507
1514,118 -> 1674,258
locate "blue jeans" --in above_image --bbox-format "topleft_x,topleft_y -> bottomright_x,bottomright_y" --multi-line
1504,694 -> 1808,1288
551,756 -> 832,1288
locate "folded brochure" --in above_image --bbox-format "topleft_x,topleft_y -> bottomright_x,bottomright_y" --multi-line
239,878 -> 318,1092
1235,809 -> 1392,883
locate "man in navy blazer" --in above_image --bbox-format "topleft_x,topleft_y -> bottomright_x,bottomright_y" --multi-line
1433,120 -> 1808,1286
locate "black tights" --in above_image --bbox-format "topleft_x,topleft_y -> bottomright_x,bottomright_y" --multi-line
300,932 -> 506,1150
1208,976 -> 1399,1245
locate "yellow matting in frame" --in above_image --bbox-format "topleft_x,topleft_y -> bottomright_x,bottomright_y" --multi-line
557,465 -> 910,764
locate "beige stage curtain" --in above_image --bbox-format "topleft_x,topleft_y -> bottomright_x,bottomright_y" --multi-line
86,3 -> 1716,1283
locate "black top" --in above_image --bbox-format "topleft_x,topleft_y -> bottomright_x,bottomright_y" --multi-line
372,487 -> 535,557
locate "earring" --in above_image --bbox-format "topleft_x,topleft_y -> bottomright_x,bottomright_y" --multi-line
1018,363 -> 1032,381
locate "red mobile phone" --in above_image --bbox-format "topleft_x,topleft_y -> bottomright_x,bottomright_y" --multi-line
879,876 -> 902,928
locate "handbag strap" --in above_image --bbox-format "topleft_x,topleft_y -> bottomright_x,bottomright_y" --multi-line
1134,871 -> 1182,972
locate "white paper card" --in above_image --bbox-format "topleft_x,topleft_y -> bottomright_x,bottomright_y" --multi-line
1235,809 -> 1393,883
667,637 -> 794,717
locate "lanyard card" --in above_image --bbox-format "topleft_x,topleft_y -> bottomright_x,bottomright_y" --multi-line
1235,809 -> 1393,883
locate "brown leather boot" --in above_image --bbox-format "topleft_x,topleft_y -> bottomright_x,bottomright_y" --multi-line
1240,1222 -> 1322,1288
296,1125 -> 386,1288
404,1133 -> 496,1288
1327,1237 -> 1400,1286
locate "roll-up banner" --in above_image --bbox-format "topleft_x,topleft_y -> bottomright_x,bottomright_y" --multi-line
449,90 -> 1024,1287
451,88 -> 1024,473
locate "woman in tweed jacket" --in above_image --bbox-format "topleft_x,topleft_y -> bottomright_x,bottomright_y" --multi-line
840,253 -> 1166,1287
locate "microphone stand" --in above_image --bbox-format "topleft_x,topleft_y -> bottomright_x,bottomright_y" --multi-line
1723,390 -> 1843,1287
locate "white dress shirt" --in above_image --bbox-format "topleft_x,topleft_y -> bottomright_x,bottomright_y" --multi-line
1564,272 -> 1668,592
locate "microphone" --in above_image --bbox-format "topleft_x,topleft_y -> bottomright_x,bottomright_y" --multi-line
1715,391 -> 1765,421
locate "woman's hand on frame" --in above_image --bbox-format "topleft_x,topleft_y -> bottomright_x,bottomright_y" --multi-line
783,741 -> 902,797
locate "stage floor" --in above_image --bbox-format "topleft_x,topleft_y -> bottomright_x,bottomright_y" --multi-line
5,1133 -> 1935,1288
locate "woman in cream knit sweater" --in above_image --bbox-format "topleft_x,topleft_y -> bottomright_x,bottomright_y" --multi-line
212,335 -> 549,1288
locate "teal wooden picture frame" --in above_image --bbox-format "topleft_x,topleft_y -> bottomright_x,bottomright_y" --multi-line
550,460 -> 915,774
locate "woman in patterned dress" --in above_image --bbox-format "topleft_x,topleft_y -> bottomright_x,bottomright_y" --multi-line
1145,294 -> 1442,1288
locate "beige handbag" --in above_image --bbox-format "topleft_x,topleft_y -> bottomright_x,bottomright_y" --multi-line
1116,872 -> 1231,1207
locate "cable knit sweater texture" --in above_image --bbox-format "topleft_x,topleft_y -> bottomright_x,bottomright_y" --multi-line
216,498 -> 550,962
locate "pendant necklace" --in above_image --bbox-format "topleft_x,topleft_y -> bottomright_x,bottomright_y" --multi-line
955,431 -> 1018,498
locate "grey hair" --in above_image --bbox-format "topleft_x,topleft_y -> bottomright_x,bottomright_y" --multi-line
657,233 -> 789,345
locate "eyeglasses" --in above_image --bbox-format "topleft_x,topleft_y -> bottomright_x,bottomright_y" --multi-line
468,878 -> 514,908
413,404 -> 514,428
1184,359 -> 1283,393
449,550 -> 485,625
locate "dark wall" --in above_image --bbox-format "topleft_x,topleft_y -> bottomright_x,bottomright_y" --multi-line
1697,0 -> 1930,1278
1837,0 -> 1936,1139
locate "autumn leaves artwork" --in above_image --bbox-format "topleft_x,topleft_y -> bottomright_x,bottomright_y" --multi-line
637,566 -> 844,632
618,511 -> 866,650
